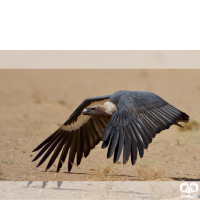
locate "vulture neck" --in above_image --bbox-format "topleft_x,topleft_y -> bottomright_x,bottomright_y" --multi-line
96,101 -> 117,119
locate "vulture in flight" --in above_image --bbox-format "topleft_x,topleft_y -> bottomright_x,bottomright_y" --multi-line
32,91 -> 189,172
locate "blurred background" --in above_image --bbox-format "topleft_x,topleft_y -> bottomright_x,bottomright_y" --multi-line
1,50 -> 200,68
0,51 -> 200,181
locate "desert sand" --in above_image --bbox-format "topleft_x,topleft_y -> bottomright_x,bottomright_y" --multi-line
0,69 -> 200,181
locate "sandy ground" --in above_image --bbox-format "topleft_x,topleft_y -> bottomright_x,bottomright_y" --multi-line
0,69 -> 200,181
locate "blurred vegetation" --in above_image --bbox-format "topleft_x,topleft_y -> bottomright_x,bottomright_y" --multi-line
136,159 -> 156,167
135,159 -> 164,180
179,120 -> 200,132
1,159 -> 13,164
178,119 -> 200,145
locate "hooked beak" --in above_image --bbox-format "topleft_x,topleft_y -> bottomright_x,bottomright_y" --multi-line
82,108 -> 90,115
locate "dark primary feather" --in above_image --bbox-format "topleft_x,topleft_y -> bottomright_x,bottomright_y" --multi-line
113,127 -> 125,163
128,125 -> 138,165
57,134 -> 72,172
32,130 -> 59,152
102,126 -> 114,149
76,127 -> 84,166
32,95 -> 110,172
36,132 -> 65,168
45,132 -> 71,171
107,127 -> 119,158
129,123 -> 144,158
102,91 -> 189,165
123,126 -> 131,164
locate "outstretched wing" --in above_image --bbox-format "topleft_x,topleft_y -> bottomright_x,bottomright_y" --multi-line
102,91 -> 189,165
32,95 -> 111,172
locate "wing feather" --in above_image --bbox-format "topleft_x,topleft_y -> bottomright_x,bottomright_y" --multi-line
123,126 -> 131,165
134,118 -> 152,144
76,128 -> 83,166
113,126 -> 125,163
128,125 -> 137,165
102,91 -> 188,166
131,121 -> 148,149
136,118 -> 153,141
68,130 -> 79,172
89,119 -> 101,144
102,126 -> 115,149
33,95 -> 111,172
57,132 -> 72,172
45,133 -> 71,171
36,132 -> 65,168
129,123 -> 144,158
82,124 -> 91,158
107,127 -> 119,158
32,130 -> 59,152
102,122 -> 113,141
85,121 -> 96,150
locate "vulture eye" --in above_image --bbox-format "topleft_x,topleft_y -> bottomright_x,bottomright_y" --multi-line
91,108 -> 96,110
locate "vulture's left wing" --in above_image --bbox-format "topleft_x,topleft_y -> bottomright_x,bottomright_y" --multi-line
32,95 -> 111,172
102,92 -> 189,165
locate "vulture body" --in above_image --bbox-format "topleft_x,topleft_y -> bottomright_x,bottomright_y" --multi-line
32,91 -> 189,172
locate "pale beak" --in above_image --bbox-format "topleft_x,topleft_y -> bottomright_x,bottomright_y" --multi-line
82,108 -> 89,115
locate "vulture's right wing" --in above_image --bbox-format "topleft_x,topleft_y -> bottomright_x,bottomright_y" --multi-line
32,95 -> 111,172
102,92 -> 189,165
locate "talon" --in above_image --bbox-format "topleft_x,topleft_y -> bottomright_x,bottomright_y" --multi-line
175,122 -> 184,128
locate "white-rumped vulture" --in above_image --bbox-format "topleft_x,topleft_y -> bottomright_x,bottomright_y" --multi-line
32,91 -> 189,172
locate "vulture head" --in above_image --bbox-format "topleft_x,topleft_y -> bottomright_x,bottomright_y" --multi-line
82,102 -> 117,118
32,90 -> 189,173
